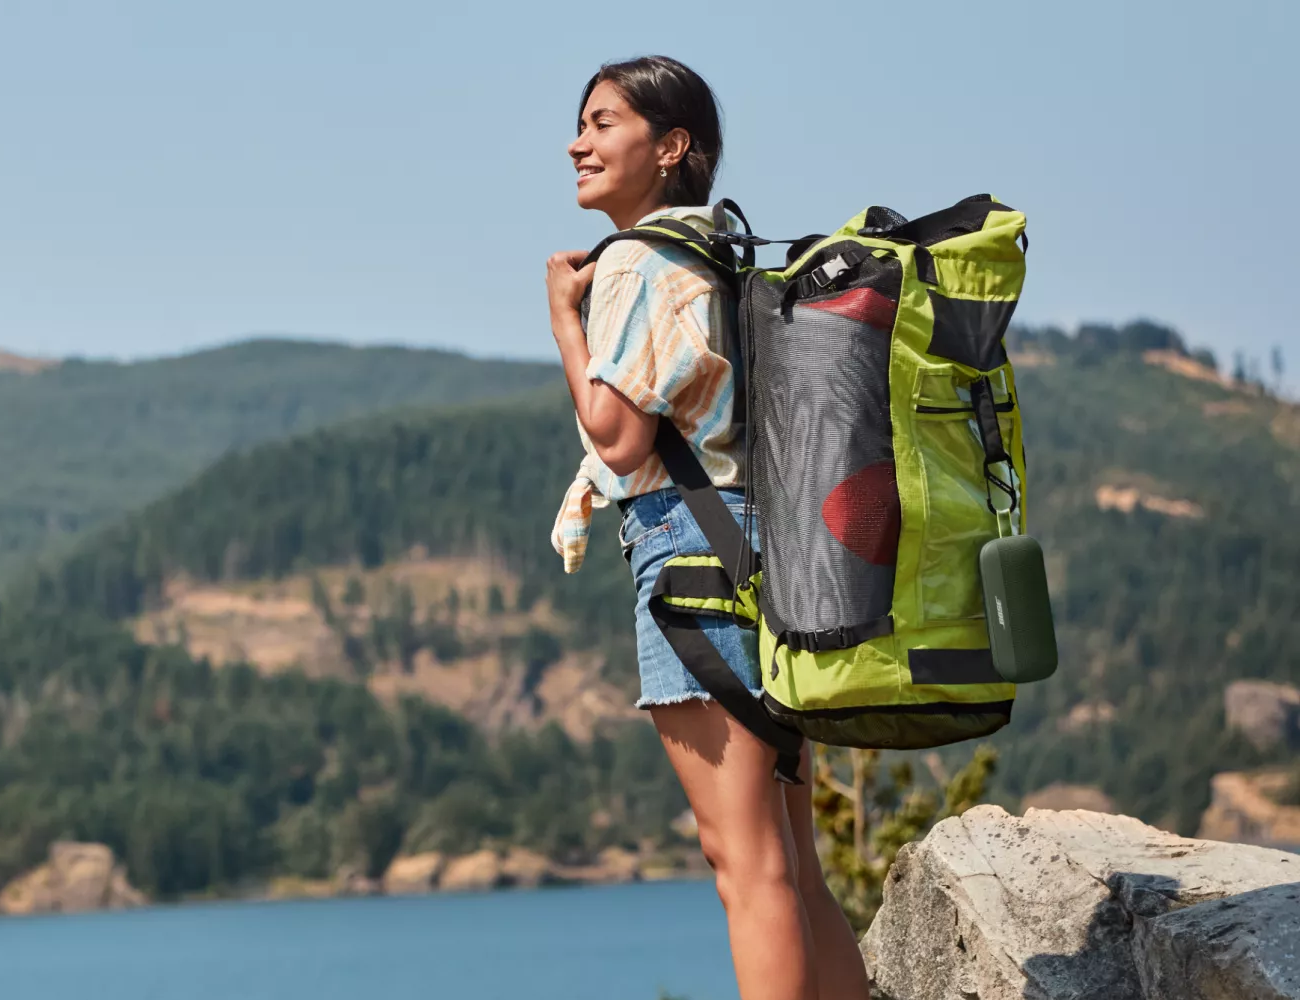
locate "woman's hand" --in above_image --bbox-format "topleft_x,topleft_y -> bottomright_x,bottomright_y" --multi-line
546,250 -> 596,322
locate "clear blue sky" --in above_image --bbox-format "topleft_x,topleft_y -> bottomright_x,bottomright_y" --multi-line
2,0 -> 1296,387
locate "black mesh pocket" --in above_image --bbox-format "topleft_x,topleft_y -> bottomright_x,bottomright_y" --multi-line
747,268 -> 901,633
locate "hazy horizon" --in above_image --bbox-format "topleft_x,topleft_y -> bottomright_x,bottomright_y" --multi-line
3,0 -> 1296,390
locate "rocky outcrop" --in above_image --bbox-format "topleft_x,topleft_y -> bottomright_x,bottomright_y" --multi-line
1225,681 -> 1300,752
862,805 -> 1299,1000
1199,770 -> 1300,851
500,848 -> 559,888
554,846 -> 643,885
438,849 -> 504,892
0,843 -> 146,915
382,852 -> 446,895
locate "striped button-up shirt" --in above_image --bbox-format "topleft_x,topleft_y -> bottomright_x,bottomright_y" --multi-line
551,206 -> 744,573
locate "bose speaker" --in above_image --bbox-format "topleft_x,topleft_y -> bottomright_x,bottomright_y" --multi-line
979,534 -> 1058,683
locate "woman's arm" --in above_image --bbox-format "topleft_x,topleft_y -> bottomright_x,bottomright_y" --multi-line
546,251 -> 657,476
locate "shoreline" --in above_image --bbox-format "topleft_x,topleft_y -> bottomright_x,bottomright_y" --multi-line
1,842 -> 711,919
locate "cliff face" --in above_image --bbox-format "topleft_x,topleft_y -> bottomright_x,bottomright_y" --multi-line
862,806 -> 1299,1000
0,843 -> 146,916
1198,770 -> 1300,851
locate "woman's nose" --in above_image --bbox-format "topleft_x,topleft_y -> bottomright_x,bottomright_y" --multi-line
568,134 -> 591,160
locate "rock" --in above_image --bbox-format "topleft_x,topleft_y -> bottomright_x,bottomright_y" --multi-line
0,842 -> 146,915
1224,680 -> 1300,752
1137,883 -> 1300,999
382,852 -> 446,895
500,848 -> 558,888
1021,783 -> 1117,813
333,866 -> 382,897
264,875 -> 336,900
861,805 -> 1299,1000
1199,771 -> 1300,851
551,845 -> 645,885
439,849 -> 503,892
594,846 -> 642,883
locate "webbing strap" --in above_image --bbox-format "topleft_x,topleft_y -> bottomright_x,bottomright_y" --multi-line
581,221 -> 738,287
650,421 -> 802,784
868,194 -> 1015,247
654,420 -> 754,587
788,247 -> 874,300
758,590 -> 892,658
649,590 -> 804,785
711,198 -> 755,269
969,377 -> 1017,514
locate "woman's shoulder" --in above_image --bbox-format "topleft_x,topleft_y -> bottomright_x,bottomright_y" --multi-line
593,206 -> 730,301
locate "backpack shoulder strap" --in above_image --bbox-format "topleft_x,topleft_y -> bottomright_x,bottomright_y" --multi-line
581,215 -> 740,287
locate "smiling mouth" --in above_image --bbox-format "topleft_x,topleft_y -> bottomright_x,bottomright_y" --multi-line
577,166 -> 603,184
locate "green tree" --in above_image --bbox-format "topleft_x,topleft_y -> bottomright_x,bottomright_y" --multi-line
813,745 -> 997,932
342,576 -> 366,606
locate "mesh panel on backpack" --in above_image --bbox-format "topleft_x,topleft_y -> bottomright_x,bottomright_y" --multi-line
747,258 -> 903,634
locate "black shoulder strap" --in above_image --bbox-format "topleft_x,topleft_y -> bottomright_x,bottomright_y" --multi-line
582,218 -> 738,287
650,420 -> 805,785
649,589 -> 804,785
654,419 -> 752,585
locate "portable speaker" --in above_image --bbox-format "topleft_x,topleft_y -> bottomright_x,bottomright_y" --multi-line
979,533 -> 1058,683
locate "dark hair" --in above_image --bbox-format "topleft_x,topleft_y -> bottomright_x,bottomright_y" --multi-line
579,55 -> 723,206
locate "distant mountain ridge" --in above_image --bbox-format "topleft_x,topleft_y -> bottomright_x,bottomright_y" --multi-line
1,320 -> 1297,899
0,338 -> 563,578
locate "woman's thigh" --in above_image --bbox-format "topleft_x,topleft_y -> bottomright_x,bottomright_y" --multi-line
649,700 -> 796,880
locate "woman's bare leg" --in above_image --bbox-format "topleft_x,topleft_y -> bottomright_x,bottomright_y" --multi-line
784,745 -> 871,999
651,700 -> 817,1000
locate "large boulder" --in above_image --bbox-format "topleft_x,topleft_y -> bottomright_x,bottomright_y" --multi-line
862,805 -> 1299,1000
0,842 -> 147,915
382,852 -> 446,895
439,849 -> 503,892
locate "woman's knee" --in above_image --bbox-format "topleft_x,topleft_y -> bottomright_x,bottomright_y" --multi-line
698,820 -> 800,908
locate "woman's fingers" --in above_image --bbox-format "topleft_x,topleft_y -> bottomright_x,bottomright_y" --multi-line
546,252 -> 597,313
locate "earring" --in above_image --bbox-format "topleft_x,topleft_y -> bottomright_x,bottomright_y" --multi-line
659,166 -> 668,178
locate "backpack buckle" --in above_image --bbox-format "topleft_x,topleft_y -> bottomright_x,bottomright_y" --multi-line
707,231 -> 769,248
787,625 -> 848,653
811,254 -> 850,289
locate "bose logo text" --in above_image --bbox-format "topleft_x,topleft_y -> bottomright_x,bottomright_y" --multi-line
995,597 -> 1006,627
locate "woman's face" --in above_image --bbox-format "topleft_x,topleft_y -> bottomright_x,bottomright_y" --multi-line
569,80 -> 663,218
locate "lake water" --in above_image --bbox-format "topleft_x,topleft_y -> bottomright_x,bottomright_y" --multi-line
0,880 -> 739,1000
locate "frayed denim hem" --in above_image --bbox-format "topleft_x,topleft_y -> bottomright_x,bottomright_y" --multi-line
635,689 -> 763,710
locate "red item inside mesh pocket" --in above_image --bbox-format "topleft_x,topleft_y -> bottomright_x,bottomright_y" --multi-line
821,462 -> 901,566
801,286 -> 897,330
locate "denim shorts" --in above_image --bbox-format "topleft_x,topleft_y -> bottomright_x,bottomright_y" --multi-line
618,487 -> 763,708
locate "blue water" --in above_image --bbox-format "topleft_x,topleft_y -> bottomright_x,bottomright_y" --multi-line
0,880 -> 739,1000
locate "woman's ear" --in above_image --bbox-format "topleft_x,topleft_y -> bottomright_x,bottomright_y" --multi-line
657,127 -> 692,169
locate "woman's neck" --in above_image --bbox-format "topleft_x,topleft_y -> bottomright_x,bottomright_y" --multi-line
609,196 -> 671,232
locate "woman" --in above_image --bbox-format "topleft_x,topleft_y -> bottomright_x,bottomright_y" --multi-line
545,56 -> 870,1000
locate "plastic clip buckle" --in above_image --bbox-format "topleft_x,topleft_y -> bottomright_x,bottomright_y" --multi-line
811,255 -> 850,289
707,231 -> 764,247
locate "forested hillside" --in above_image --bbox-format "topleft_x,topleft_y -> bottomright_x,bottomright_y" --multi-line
1,323 -> 1297,897
0,339 -> 562,577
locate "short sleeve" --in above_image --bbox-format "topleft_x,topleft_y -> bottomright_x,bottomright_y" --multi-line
583,264 -> 712,417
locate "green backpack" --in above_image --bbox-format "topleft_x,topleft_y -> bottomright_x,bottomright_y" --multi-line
583,195 -> 1053,784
